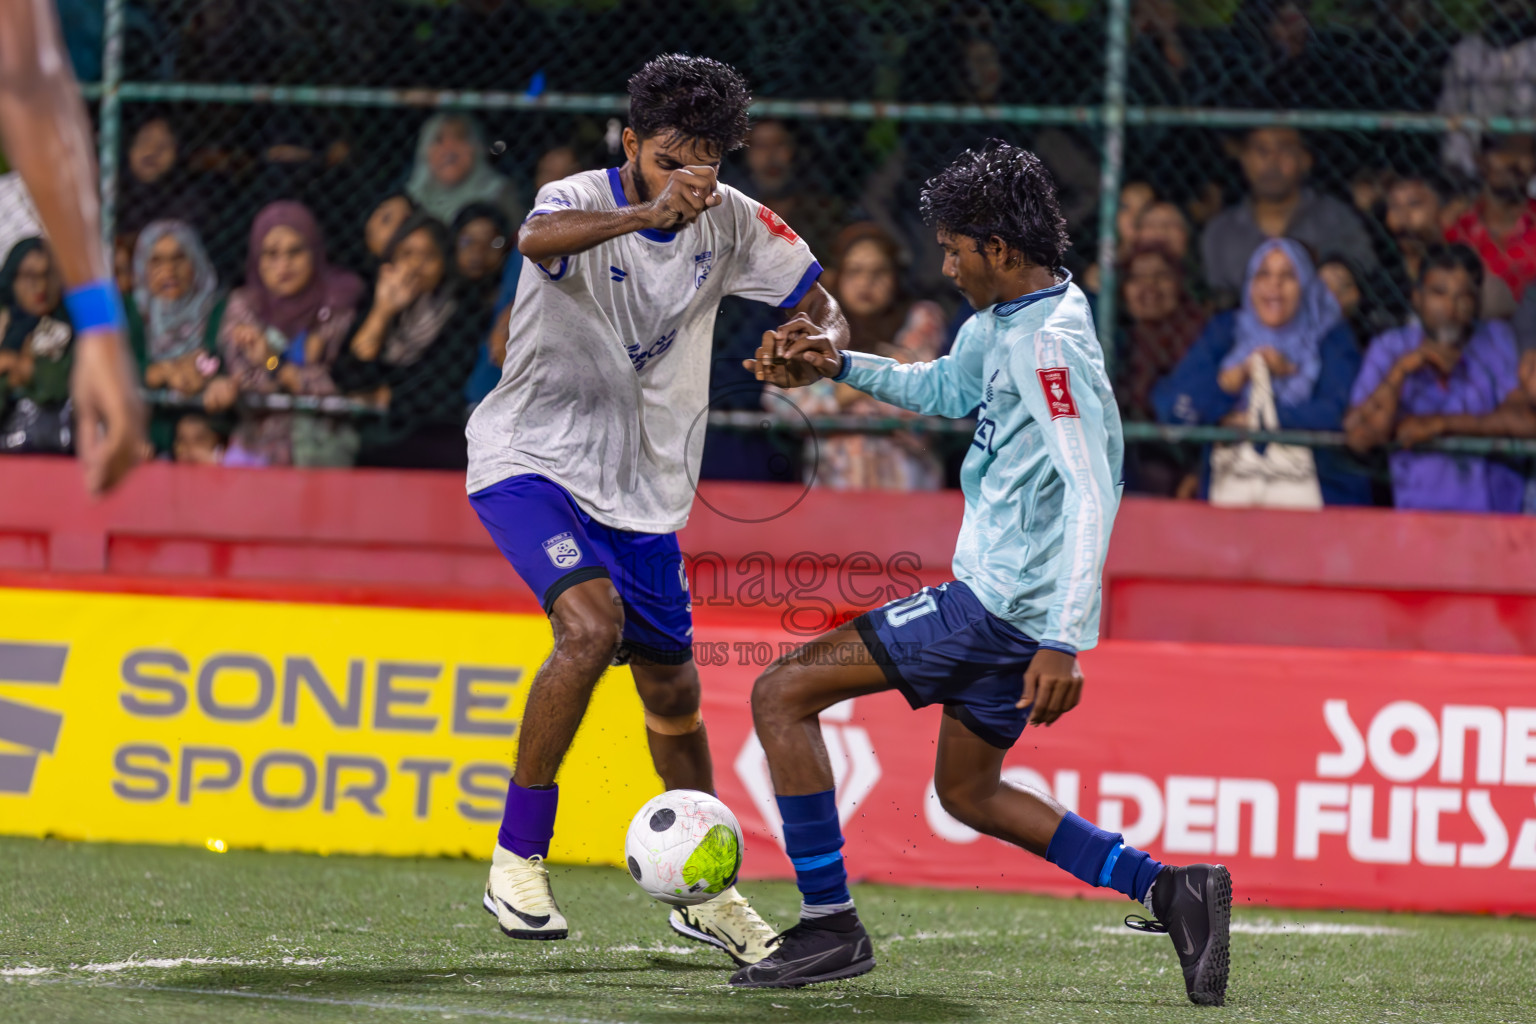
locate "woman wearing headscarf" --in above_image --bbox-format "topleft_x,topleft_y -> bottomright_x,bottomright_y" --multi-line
1120,243 -> 1207,420
768,222 -> 948,491
129,219 -> 225,387
331,210 -> 484,469
1118,242 -> 1207,495
0,239 -> 75,452
1154,237 -> 1369,505
128,220 -> 228,453
206,201 -> 366,466
404,113 -> 521,227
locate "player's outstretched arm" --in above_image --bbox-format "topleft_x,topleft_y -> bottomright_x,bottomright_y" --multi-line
754,313 -> 986,419
0,0 -> 145,495
518,166 -> 722,264
744,283 -> 849,387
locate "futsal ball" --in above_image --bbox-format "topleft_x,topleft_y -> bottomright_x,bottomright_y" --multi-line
624,789 -> 743,906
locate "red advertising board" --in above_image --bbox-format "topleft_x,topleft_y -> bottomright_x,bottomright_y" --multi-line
696,626 -> 1536,916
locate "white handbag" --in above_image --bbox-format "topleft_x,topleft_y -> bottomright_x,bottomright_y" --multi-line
1208,354 -> 1324,510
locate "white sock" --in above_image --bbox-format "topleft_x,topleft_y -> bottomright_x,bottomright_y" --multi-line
1141,874 -> 1160,914
800,900 -> 855,920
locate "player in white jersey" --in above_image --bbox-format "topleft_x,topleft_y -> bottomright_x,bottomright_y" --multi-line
735,143 -> 1231,1004
465,55 -> 848,963
0,0 -> 144,494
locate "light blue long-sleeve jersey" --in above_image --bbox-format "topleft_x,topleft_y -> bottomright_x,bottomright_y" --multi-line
835,275 -> 1123,653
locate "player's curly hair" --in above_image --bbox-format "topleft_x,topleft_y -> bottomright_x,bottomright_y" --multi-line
627,54 -> 752,154
920,140 -> 1070,269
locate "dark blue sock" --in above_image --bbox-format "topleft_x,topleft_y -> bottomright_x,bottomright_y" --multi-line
776,790 -> 850,907
1045,811 -> 1163,903
499,780 -> 558,859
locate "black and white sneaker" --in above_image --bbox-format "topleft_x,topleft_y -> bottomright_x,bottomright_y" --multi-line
1126,864 -> 1232,1006
668,886 -> 778,965
482,844 -> 568,940
728,910 -> 876,989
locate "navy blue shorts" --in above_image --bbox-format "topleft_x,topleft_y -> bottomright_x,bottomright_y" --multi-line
469,474 -> 693,665
852,580 -> 1039,749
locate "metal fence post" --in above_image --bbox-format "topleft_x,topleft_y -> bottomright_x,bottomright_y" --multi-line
98,0 -> 127,251
1094,0 -> 1131,377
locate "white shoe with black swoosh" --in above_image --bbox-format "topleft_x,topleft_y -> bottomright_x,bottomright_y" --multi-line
668,886 -> 777,965
483,844 -> 568,940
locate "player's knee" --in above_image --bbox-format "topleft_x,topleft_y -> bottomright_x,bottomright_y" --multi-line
750,661 -> 810,728
935,774 -> 993,829
636,662 -> 700,718
551,603 -> 624,666
749,666 -> 787,727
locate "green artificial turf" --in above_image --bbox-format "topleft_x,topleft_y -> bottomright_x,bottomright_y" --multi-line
1,837 -> 1532,1023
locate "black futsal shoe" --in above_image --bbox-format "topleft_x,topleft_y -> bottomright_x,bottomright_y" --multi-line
1126,864 -> 1232,1006
728,909 -> 876,989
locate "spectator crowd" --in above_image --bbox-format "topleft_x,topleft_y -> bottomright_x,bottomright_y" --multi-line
2,0 -> 1536,515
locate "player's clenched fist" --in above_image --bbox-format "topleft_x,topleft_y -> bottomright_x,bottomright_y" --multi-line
643,166 -> 722,230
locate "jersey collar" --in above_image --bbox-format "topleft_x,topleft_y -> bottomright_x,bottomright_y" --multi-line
992,269 -> 1071,318
607,167 -> 678,244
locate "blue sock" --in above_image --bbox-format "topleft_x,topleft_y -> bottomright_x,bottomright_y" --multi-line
1045,811 -> 1164,903
776,790 -> 851,908
499,780 -> 558,859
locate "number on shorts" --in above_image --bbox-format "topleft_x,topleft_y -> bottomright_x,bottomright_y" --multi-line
884,590 -> 938,628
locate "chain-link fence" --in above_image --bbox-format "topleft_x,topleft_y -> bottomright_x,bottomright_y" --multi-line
34,0 -> 1536,492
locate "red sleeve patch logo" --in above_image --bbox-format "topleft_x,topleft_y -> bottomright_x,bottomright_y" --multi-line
1036,367 -> 1079,419
756,205 -> 800,244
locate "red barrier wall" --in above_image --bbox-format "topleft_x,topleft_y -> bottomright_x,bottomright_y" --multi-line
3,457 -> 1536,652
695,631 -> 1536,916
5,458 -> 1535,914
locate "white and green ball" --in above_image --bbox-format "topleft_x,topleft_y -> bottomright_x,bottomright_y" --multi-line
624,789 -> 743,906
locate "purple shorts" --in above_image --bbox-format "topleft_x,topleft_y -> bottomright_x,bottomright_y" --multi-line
469,474 -> 693,665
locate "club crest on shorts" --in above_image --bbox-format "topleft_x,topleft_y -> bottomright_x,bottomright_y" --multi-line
1036,367 -> 1079,420
543,532 -> 583,569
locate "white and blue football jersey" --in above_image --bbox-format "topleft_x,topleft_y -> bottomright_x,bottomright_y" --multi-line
836,275 -> 1123,652
467,168 -> 821,532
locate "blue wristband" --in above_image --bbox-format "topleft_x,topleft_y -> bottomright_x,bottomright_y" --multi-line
64,280 -> 126,334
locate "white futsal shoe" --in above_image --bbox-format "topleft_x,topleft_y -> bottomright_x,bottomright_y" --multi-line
483,844 -> 569,940
668,886 -> 779,965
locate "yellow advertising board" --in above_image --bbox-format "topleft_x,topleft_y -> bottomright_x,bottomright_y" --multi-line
0,587 -> 661,863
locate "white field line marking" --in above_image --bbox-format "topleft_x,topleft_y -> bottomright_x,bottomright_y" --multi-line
1232,922 -> 1409,936
4,956 -> 329,976
1095,922 -> 1409,937
81,956 -> 328,973
11,978 -> 628,1024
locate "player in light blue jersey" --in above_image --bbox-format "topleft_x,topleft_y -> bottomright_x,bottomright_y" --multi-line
735,142 -> 1232,1005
